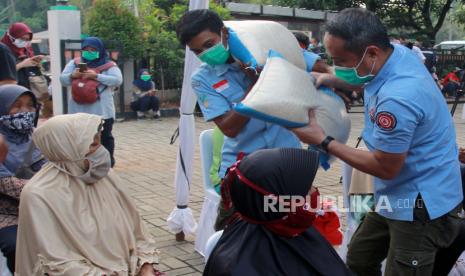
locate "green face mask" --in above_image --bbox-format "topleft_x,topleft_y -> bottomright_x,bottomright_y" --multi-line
141,75 -> 151,81
82,50 -> 100,61
198,34 -> 230,66
334,48 -> 376,85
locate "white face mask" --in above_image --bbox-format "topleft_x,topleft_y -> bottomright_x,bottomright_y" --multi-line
13,39 -> 29,48
54,146 -> 111,184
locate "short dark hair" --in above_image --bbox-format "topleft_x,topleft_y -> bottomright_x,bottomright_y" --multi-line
294,32 -> 310,48
325,8 -> 391,55
176,9 -> 224,46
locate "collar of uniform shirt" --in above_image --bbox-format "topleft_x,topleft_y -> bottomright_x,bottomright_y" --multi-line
213,62 -> 241,77
364,44 -> 399,96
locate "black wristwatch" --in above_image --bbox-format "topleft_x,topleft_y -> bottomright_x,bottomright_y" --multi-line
319,136 -> 335,153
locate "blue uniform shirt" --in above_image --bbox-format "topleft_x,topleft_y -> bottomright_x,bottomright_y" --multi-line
302,49 -> 320,72
363,44 -> 463,221
192,62 -> 301,177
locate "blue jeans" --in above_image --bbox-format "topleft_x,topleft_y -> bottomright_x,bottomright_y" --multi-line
130,95 -> 159,113
0,225 -> 17,273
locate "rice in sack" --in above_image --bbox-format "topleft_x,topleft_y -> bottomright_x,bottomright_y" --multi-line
235,50 -> 351,169
225,20 -> 306,70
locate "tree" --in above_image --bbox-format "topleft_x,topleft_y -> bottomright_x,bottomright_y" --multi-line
375,0 -> 456,43
0,0 -> 55,32
85,0 -> 144,59
140,0 -> 232,89
271,0 -> 460,43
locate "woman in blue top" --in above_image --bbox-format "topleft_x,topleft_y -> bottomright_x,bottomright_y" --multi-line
60,37 -> 123,167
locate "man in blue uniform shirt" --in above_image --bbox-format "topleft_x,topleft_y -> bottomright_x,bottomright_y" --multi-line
294,32 -> 329,73
176,10 -> 302,229
293,8 -> 463,275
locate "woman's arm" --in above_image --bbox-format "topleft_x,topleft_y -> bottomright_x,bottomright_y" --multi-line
96,66 -> 123,87
0,177 -> 27,199
60,60 -> 77,86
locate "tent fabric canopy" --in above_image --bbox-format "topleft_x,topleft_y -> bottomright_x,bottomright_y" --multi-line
167,0 -> 209,236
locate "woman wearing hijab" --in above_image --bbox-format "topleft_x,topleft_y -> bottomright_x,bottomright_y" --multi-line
205,148 -> 352,276
131,69 -> 160,119
0,84 -> 44,273
0,23 -> 43,88
60,37 -> 123,167
15,113 -> 163,275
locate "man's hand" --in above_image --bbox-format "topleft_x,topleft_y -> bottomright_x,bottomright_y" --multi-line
238,62 -> 262,85
291,109 -> 326,145
311,72 -> 337,88
311,71 -> 364,92
459,147 -> 465,163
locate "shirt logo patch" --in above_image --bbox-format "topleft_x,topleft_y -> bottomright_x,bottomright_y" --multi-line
376,111 -> 397,131
212,79 -> 229,93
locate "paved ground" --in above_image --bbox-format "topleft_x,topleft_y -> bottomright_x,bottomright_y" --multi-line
111,104 -> 465,275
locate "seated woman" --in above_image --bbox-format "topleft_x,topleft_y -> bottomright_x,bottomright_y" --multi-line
131,69 -> 160,119
0,84 -> 43,273
205,148 -> 352,276
15,113 -> 162,275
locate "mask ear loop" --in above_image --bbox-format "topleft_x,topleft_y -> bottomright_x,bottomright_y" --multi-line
221,152 -> 246,210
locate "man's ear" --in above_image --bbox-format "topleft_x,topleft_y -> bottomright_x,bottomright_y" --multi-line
367,46 -> 379,59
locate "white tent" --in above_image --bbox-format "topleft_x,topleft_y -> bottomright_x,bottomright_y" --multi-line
167,0 -> 209,236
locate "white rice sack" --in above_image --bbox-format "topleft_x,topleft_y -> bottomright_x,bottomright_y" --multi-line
235,50 -> 351,168
225,20 -> 306,70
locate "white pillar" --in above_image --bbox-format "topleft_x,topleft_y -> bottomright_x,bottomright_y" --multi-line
47,8 -> 81,115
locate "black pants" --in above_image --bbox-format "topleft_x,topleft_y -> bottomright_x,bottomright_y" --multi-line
432,166 -> 465,275
101,118 -> 115,167
433,220 -> 465,275
0,225 -> 17,273
347,203 -> 462,276
130,95 -> 159,112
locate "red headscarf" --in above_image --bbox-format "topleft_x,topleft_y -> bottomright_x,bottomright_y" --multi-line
1,23 -> 34,58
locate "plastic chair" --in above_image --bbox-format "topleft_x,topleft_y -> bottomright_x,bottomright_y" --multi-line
204,230 -> 224,262
194,129 -> 221,256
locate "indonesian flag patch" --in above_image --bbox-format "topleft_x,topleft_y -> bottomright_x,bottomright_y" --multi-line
212,79 -> 229,93
376,111 -> 397,131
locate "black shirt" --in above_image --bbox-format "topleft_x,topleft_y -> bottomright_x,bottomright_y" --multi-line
0,43 -> 17,82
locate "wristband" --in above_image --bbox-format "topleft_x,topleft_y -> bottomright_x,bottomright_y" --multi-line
320,136 -> 335,153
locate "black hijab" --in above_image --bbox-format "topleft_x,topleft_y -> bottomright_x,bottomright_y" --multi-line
204,148 -> 352,276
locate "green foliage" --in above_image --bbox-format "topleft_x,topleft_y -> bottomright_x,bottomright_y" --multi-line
375,0 -> 455,43
141,0 -> 232,89
271,0 -> 459,43
0,0 -> 55,32
85,0 -> 144,59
